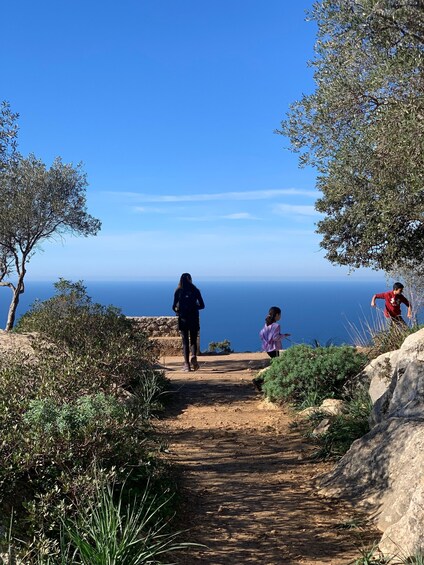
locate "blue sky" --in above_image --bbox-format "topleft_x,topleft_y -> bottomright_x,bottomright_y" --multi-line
2,1 -> 380,281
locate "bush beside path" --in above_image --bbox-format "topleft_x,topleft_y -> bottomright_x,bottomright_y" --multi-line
157,352 -> 377,565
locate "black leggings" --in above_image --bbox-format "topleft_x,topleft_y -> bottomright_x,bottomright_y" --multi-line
267,350 -> 279,359
180,328 -> 198,364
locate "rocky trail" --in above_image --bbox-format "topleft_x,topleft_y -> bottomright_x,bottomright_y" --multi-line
157,352 -> 377,565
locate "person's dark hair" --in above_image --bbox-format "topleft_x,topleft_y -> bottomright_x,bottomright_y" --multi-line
265,306 -> 281,326
177,272 -> 196,290
393,282 -> 404,291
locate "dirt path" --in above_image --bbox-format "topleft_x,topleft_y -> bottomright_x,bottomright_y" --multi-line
157,352 -> 377,565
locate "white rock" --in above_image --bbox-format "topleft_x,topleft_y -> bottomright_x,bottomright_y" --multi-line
320,398 -> 345,416
319,328 -> 424,560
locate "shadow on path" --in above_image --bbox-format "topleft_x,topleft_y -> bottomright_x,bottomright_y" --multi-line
158,356 -> 377,565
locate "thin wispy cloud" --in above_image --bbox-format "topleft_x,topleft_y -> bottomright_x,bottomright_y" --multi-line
61,227 -> 318,251
133,206 -> 184,214
108,188 -> 318,203
176,212 -> 260,221
274,203 -> 319,217
221,213 -> 258,220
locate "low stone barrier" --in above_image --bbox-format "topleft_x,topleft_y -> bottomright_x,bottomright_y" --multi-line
127,316 -> 201,356
128,316 -> 180,337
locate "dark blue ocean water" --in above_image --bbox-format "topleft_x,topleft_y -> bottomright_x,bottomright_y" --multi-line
0,279 -> 394,352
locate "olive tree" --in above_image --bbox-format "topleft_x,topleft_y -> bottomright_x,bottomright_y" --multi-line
279,0 -> 424,272
0,101 -> 18,168
0,154 -> 101,330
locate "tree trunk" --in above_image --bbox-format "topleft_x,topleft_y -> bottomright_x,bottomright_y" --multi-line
5,286 -> 21,331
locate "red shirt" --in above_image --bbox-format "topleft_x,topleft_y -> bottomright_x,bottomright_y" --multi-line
375,291 -> 410,318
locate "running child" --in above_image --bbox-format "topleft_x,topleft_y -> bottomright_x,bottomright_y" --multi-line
259,306 -> 290,358
371,282 -> 412,326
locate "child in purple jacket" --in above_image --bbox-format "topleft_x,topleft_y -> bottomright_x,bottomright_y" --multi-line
259,306 -> 290,358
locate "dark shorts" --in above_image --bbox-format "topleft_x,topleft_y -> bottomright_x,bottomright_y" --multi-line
389,315 -> 407,327
178,315 -> 200,332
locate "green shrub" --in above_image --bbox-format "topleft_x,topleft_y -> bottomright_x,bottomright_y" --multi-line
350,543 -> 424,564
262,344 -> 368,407
0,280 -> 173,551
2,475 -> 199,564
0,353 -> 163,540
61,477 -> 198,565
208,339 -> 233,353
15,278 -> 157,364
23,393 -> 126,438
347,309 -> 422,360
370,323 -> 420,357
311,385 -> 373,459
15,279 -> 168,402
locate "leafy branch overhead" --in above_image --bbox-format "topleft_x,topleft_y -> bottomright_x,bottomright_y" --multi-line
279,0 -> 424,272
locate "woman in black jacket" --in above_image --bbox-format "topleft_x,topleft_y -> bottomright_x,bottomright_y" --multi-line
172,273 -> 205,371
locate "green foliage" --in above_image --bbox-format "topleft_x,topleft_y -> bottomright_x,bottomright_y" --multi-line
311,385 -> 373,460
348,309 -> 421,359
23,393 -> 126,438
0,101 -> 18,168
1,476 -> 199,564
16,279 -> 165,398
208,339 -> 233,353
0,353 -> 166,542
61,478 -> 198,565
0,281 -> 173,553
17,279 -> 136,354
279,1 -> 424,272
349,543 -> 393,564
370,324 -> 418,358
350,543 -> 424,564
309,338 -> 336,348
262,344 -> 367,407
0,154 -> 101,329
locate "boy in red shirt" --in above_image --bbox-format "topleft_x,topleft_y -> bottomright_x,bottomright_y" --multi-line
371,282 -> 412,325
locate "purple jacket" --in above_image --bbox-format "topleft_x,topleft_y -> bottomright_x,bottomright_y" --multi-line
259,322 -> 283,352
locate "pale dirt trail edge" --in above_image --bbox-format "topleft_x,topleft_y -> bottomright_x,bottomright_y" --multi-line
156,352 -> 378,565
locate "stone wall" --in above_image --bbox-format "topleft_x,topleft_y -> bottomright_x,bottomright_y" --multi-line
127,316 -> 200,356
128,316 -> 180,338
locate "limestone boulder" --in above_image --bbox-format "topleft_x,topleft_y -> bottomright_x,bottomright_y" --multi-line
320,398 -> 345,416
371,330 -> 424,424
298,398 -> 345,418
312,418 -> 331,437
320,327 -> 424,559
379,477 -> 424,557
319,418 -> 424,531
394,327 -> 424,375
386,360 -> 424,419
366,350 -> 399,404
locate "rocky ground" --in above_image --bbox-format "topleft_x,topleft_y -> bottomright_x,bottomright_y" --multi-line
156,351 -> 378,565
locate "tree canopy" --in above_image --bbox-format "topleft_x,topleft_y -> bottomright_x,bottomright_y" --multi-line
0,101 -> 18,168
279,0 -> 424,272
0,153 -> 101,329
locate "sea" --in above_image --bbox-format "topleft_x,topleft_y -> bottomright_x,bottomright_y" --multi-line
0,279 -> 395,352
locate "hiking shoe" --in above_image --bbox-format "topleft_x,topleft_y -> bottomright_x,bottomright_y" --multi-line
252,378 -> 263,392
182,363 -> 191,372
190,356 -> 200,371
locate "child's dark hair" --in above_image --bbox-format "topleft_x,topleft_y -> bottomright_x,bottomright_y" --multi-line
393,282 -> 404,291
265,306 -> 281,326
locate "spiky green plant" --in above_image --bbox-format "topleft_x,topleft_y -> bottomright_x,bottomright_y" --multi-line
62,479 -> 200,565
346,307 -> 420,360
